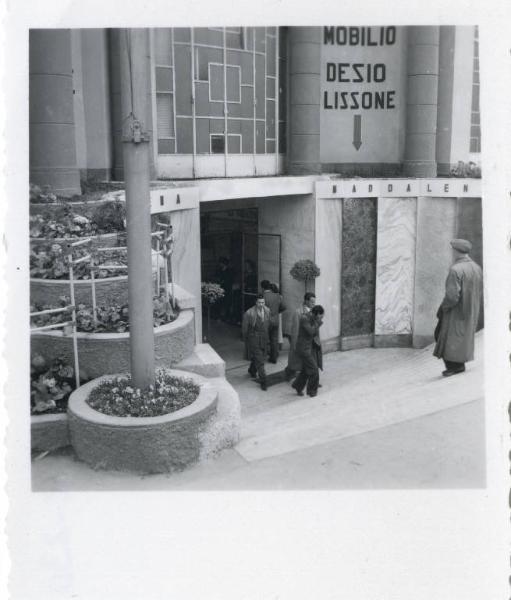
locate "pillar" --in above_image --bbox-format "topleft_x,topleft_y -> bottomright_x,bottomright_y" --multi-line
29,29 -> 81,196
436,26 -> 456,176
403,26 -> 440,178
288,27 -> 321,175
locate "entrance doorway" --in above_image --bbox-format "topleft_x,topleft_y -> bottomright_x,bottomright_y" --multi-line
200,205 -> 282,367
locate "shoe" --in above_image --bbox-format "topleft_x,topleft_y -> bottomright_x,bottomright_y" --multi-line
269,359 -> 277,364
318,384 -> 323,388
308,392 -> 317,397
442,367 -> 465,377
291,384 -> 304,397
260,382 -> 267,391
248,370 -> 257,379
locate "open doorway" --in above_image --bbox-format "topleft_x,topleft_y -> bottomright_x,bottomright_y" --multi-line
200,204 -> 282,367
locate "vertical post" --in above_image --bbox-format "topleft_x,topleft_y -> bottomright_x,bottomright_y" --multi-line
90,267 -> 98,328
120,28 -> 155,389
68,252 -> 80,389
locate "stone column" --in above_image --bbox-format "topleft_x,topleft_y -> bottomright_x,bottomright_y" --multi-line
29,29 -> 81,196
436,26 -> 456,176
288,27 -> 321,175
403,26 -> 440,178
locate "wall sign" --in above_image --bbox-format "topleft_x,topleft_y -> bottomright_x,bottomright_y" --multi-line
320,26 -> 407,164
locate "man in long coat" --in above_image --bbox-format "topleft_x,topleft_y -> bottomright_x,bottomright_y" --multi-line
242,294 -> 271,391
433,238 -> 483,376
292,305 -> 324,397
262,281 -> 286,363
284,292 -> 316,381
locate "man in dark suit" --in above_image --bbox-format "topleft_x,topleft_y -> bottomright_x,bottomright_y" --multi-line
292,304 -> 324,397
433,238 -> 483,376
242,294 -> 271,391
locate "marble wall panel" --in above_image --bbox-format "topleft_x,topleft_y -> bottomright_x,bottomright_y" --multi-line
456,196 -> 484,330
169,207 -> 202,343
375,197 -> 417,335
413,196 -> 457,347
341,198 -> 377,338
315,198 -> 342,343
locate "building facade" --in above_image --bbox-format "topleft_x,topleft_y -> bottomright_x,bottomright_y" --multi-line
29,26 -> 483,352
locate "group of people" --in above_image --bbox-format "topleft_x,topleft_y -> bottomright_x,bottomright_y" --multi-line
239,235 -> 482,397
242,283 -> 324,396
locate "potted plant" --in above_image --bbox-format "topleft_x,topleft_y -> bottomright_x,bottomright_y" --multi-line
290,259 -> 321,294
201,282 -> 224,342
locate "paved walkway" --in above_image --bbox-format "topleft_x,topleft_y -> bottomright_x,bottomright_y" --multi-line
31,333 -> 485,491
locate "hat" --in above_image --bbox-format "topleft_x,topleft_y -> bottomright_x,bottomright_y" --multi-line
450,238 -> 472,253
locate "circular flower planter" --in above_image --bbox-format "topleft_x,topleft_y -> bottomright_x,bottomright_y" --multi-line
31,309 -> 195,379
67,369 -> 219,473
30,274 -> 131,306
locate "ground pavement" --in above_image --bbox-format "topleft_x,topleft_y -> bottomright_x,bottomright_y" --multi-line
31,332 -> 485,491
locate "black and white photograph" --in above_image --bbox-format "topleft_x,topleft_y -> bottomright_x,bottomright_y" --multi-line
2,2 -> 509,599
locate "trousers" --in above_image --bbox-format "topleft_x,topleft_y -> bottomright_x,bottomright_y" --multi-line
293,354 -> 319,396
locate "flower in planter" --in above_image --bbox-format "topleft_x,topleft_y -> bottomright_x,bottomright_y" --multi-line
30,356 -> 79,415
86,370 -> 200,418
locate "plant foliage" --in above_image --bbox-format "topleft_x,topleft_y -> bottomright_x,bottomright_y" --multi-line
30,355 -> 81,414
201,282 -> 225,305
30,294 -> 178,334
86,370 -> 200,418
289,259 -> 321,283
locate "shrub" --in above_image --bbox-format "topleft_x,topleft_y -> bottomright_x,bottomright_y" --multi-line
90,200 -> 126,233
29,183 -> 57,204
30,294 -> 178,333
30,244 -> 127,280
86,370 -> 200,417
201,282 -> 225,305
290,259 -> 320,291
30,356 -> 82,415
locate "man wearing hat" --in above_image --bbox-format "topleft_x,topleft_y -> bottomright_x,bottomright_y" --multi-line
433,238 -> 483,377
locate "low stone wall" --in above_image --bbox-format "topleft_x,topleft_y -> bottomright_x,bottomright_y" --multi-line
30,275 -> 131,306
31,413 -> 70,452
68,370 -> 219,473
31,309 -> 195,379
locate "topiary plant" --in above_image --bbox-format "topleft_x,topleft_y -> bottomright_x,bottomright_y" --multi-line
290,259 -> 320,293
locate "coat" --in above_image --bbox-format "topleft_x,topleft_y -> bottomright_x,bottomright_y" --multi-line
242,305 -> 271,360
295,313 -> 323,370
263,289 -> 286,326
287,305 -> 310,371
433,255 -> 483,363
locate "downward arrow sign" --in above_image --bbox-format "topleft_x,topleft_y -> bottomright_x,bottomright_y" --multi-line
353,114 -> 362,150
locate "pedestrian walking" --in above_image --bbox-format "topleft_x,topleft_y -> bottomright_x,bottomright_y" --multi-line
284,292 -> 316,381
262,281 -> 286,363
433,238 -> 483,377
242,294 -> 271,391
292,305 -> 324,397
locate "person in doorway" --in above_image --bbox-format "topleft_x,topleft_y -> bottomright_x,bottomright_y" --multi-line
261,281 -> 286,363
433,238 -> 483,377
292,305 -> 324,397
242,294 -> 271,391
284,292 -> 316,381
214,256 -> 234,321
243,259 -> 258,311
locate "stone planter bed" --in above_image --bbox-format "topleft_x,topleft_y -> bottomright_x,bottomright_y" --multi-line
67,369 -> 219,473
31,413 -> 70,453
31,309 -> 195,379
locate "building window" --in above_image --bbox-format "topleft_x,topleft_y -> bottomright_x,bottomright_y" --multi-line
469,26 -> 481,153
210,134 -> 225,153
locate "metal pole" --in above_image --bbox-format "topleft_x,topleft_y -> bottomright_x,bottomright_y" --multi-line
120,28 -> 155,389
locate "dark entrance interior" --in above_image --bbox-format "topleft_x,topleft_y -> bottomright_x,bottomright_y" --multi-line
200,204 -> 282,367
